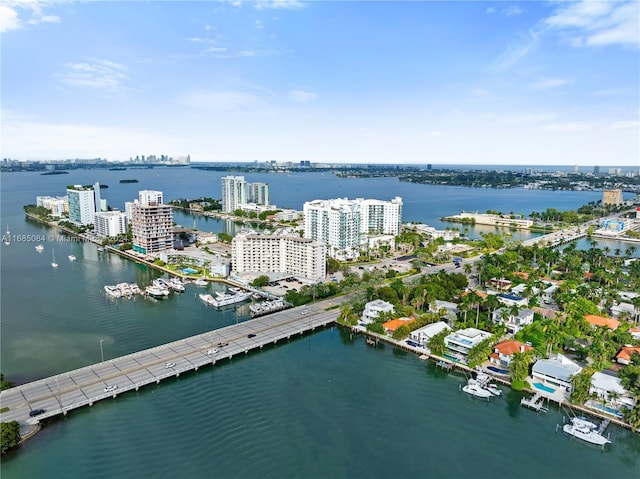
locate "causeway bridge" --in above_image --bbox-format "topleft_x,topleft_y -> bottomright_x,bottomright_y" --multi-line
0,301 -> 341,427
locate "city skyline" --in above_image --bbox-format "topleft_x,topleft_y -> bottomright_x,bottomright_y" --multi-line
1,0 -> 638,166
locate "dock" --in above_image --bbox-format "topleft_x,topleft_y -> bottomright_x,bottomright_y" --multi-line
521,392 -> 548,412
0,304 -> 339,427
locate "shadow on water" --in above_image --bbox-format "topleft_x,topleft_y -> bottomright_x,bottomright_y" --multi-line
337,327 -> 357,346
504,389 -> 524,418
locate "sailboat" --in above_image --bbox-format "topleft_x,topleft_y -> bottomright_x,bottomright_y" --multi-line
3,225 -> 9,246
51,249 -> 59,268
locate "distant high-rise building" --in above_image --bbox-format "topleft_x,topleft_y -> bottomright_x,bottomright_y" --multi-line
94,182 -> 102,212
250,182 -> 270,206
573,165 -> 579,174
602,189 -> 623,206
67,185 -> 96,225
221,176 -> 248,213
593,165 -> 600,174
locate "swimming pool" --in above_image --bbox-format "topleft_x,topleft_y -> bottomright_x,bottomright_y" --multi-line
487,366 -> 510,375
533,382 -> 555,393
182,268 -> 198,274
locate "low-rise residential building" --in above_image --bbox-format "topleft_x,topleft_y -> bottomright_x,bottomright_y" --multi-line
444,327 -> 493,363
492,307 -> 535,335
361,299 -> 395,324
531,354 -> 582,393
36,195 -> 67,217
429,300 -> 458,323
409,322 -> 451,347
382,318 -> 414,335
584,314 -> 620,330
610,302 -> 637,319
589,371 -> 635,413
489,340 -> 533,370
542,284 -> 558,304
497,293 -> 528,307
616,346 -> 640,365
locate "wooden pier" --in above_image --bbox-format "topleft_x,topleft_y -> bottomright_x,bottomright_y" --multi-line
0,304 -> 339,427
521,392 -> 549,413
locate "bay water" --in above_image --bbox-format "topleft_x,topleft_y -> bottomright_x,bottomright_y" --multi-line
1,169 -> 638,478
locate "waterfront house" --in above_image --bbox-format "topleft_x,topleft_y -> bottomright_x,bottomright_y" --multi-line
588,371 -> 636,414
492,308 -> 535,335
382,318 -> 415,335
409,322 -> 451,348
584,314 -> 620,331
616,346 -> 640,365
531,354 -> 582,393
361,299 -> 395,325
489,340 -> 533,370
443,327 -> 492,364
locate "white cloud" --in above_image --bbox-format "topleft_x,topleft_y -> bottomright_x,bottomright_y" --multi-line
0,5 -> 21,32
607,121 -> 639,130
530,78 -> 573,89
592,88 -> 627,96
546,122 -> 592,132
545,0 -> 639,48
488,29 -> 539,72
254,0 -> 305,10
288,89 -> 317,104
56,60 -> 129,90
1,0 -> 62,32
486,7 -> 496,14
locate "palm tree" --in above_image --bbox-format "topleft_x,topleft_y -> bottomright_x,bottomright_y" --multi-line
510,349 -> 534,386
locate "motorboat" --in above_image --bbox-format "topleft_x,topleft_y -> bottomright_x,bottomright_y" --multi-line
35,244 -> 44,252
146,285 -> 169,298
199,293 -> 216,305
193,278 -> 208,286
169,278 -> 185,292
210,290 -> 251,307
104,285 -> 122,298
68,255 -> 77,261
462,379 -> 493,399
485,383 -> 502,396
562,417 -> 611,446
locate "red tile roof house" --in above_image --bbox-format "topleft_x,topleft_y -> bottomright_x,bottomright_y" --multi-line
616,346 -> 640,366
382,318 -> 415,335
490,340 -> 534,370
584,314 -> 620,330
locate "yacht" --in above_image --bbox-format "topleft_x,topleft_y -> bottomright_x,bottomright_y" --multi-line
35,244 -> 44,252
104,285 -> 122,298
210,290 -> 252,308
562,417 -> 611,446
199,293 -> 216,305
462,379 -> 493,399
194,278 -> 208,286
169,278 -> 185,292
145,285 -> 169,298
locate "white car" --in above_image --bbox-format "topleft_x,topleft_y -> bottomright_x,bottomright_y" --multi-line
206,348 -> 219,355
104,385 -> 118,393
165,362 -> 176,368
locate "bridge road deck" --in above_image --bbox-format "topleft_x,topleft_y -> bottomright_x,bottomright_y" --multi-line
0,301 -> 341,426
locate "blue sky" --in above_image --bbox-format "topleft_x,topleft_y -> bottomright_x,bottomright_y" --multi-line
1,1 -> 638,166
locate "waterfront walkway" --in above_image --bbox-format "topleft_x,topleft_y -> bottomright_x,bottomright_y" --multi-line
0,303 -> 339,426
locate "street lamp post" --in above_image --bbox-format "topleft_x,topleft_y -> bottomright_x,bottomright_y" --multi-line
100,339 -> 104,362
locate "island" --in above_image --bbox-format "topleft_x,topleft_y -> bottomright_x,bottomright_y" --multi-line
119,179 -> 139,183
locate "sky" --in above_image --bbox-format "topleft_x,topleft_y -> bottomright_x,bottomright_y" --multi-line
1,0 -> 638,166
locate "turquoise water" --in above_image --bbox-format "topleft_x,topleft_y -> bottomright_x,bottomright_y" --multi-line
1,169 -> 639,477
534,382 -> 556,393
181,267 -> 198,274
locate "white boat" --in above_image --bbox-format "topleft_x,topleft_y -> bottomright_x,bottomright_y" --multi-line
199,293 -> 216,305
104,285 -> 122,298
3,225 -> 10,245
68,255 -> 77,261
462,379 -> 493,399
193,278 -> 208,286
129,283 -> 141,295
35,244 -> 44,252
169,278 -> 185,292
145,285 -> 169,298
210,290 -> 252,307
51,250 -> 58,268
562,417 -> 611,446
485,383 -> 502,396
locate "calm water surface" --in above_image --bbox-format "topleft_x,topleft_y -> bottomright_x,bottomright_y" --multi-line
1,169 -> 638,478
